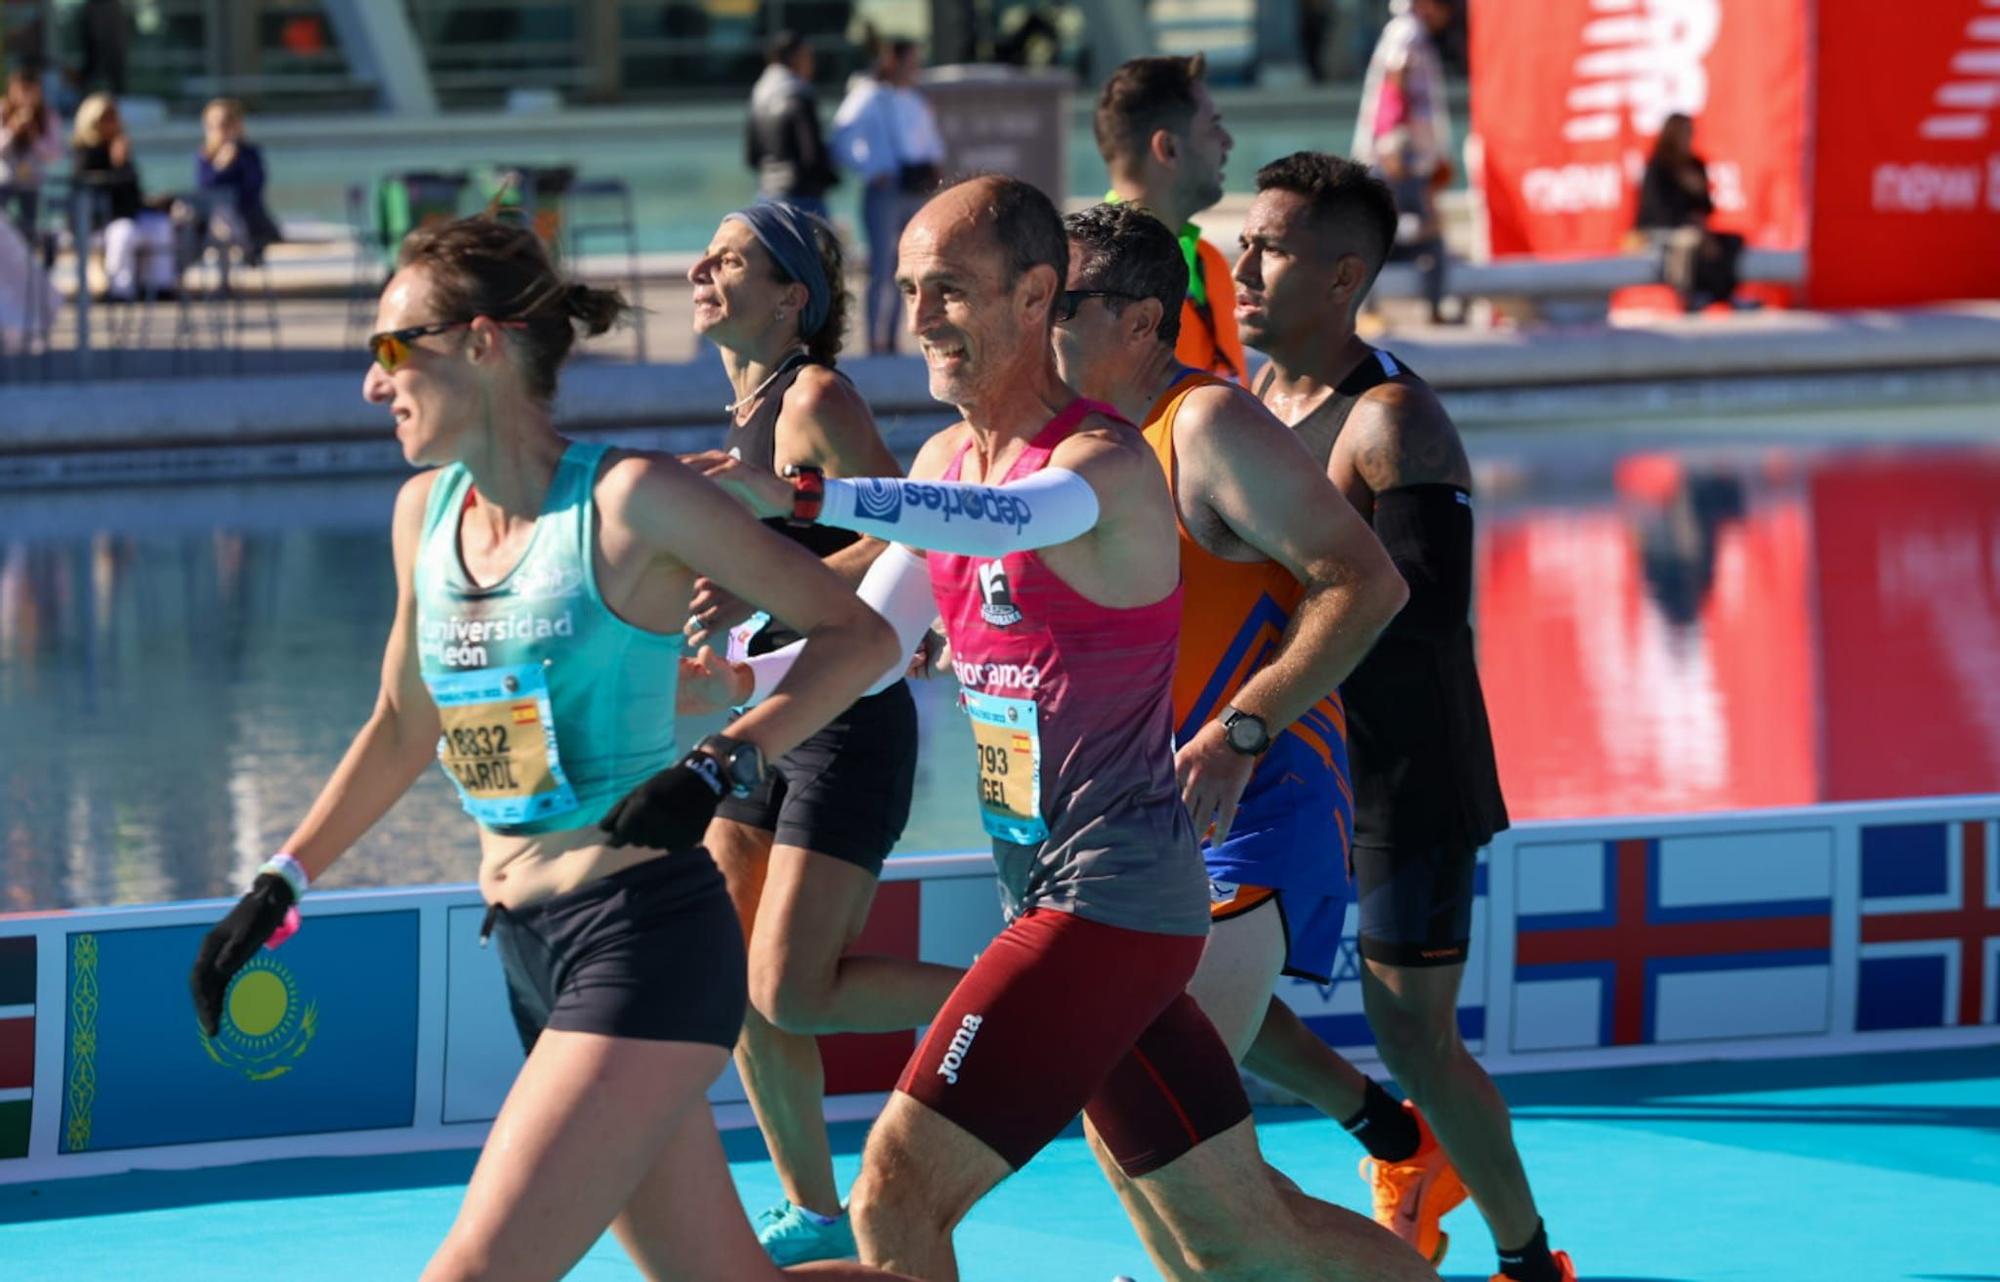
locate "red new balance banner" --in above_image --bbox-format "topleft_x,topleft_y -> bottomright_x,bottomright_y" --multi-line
1471,0 -> 1807,258
1808,0 -> 2000,306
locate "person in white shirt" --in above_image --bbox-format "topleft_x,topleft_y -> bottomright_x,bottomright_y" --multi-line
831,38 -> 945,355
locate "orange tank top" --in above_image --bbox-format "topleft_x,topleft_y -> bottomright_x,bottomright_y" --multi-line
1140,371 -> 1349,772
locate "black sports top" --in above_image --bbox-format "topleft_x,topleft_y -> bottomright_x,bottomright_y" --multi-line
1302,348 -> 1510,852
722,353 -> 861,653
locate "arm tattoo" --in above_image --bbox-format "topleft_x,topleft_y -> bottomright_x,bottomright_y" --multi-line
1350,394 -> 1469,493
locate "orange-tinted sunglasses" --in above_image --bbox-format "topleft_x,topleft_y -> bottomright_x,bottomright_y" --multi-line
367,318 -> 526,372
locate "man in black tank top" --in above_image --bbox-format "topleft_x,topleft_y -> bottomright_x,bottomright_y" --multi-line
682,206 -> 964,1266
1233,153 -> 1574,1282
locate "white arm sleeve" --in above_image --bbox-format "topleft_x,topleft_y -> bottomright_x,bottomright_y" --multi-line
816,468 -> 1100,557
741,544 -> 936,704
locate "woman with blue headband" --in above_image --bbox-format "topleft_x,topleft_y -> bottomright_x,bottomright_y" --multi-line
683,201 -> 960,1267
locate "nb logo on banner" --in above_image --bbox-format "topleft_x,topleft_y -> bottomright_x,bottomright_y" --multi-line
1564,0 -> 1720,142
1917,6 -> 2000,140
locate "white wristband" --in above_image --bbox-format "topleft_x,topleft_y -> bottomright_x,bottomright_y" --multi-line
259,852 -> 309,901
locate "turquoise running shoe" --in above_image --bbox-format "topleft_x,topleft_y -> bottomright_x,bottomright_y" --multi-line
755,1200 -> 858,1266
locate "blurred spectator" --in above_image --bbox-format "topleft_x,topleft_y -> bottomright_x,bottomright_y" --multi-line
746,30 -> 839,219
1095,54 -> 1243,380
195,98 -> 281,266
71,92 -> 176,299
1635,112 -> 1745,311
2,61 -> 62,236
76,0 -> 130,97
1354,0 -> 1454,322
832,37 -> 945,355
0,202 -> 54,352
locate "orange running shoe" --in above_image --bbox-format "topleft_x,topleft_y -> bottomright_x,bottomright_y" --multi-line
1358,1102 -> 1469,1265
1490,1248 -> 1577,1282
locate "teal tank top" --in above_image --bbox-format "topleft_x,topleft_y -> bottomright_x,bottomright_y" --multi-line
415,441 -> 684,835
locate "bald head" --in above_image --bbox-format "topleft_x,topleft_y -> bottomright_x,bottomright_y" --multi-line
909,175 -> 1068,297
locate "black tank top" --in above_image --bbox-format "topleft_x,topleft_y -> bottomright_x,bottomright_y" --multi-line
1293,348 -> 1510,852
721,354 -> 862,653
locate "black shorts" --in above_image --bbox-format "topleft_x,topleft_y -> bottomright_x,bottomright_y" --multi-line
1353,840 -> 1478,968
490,852 -> 747,1053
714,680 -> 917,874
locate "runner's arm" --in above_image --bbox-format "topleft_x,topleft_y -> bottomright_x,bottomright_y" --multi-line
1171,391 -> 1405,842
730,543 -> 935,704
1185,388 -> 1406,731
617,456 -> 897,764
194,472 -> 452,1035
275,471 -> 449,881
1341,383 -> 1477,642
688,369 -> 903,644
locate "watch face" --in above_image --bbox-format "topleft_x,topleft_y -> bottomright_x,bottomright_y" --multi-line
725,743 -> 765,790
1226,714 -> 1267,753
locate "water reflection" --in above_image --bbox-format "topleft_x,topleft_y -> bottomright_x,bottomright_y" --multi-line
6,440 -> 2000,913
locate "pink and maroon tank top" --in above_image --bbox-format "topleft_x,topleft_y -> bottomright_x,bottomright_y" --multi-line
929,399 -> 1210,937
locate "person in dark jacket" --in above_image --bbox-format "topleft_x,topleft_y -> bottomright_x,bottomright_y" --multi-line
195,97 -> 281,265
746,31 -> 839,219
1635,112 -> 1744,311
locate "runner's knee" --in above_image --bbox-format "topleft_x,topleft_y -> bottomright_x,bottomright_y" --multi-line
1367,982 -> 1460,1073
850,1132 -> 964,1241
752,962 -> 840,1034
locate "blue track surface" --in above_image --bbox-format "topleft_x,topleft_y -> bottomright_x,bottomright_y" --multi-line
2,1048 -> 1994,1281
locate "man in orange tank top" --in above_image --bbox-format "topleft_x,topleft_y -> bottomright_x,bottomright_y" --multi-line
1052,198 -> 1413,1251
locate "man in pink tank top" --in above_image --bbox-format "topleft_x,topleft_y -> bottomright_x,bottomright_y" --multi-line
693,175 -> 1433,1282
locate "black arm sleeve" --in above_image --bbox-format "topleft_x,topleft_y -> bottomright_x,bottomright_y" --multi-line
1372,483 -> 1474,642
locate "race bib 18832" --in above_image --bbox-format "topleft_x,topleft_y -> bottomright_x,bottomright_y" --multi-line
429,662 -> 579,829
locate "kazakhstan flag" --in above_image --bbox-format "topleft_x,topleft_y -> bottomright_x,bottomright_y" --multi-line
61,912 -> 420,1153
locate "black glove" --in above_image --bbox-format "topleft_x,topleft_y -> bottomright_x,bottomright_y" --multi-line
598,752 -> 727,853
190,873 -> 296,1038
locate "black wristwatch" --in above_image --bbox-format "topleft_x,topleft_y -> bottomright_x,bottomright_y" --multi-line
1219,706 -> 1271,756
696,734 -> 766,797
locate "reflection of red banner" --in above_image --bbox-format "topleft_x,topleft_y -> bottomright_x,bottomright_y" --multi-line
1812,458 -> 2000,800
1478,453 -> 2000,821
1807,0 -> 2000,307
1470,0 -> 1807,258
1478,494 -> 1814,819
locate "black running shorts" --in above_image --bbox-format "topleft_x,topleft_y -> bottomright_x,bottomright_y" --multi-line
490,852 -> 747,1052
1352,840 -> 1478,968
714,681 -> 918,874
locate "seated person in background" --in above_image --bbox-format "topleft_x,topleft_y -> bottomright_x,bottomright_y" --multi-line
195,97 -> 280,265
1635,112 -> 1745,312
70,91 -> 177,300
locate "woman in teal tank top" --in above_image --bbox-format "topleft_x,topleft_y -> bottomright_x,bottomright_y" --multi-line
185,218 -> 905,1282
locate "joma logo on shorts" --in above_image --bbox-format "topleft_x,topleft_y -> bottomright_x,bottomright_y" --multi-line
935,1013 -> 984,1085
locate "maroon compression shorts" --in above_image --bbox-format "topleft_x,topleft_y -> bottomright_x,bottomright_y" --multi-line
896,908 -> 1250,1177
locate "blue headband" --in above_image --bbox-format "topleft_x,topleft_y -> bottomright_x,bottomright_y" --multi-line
725,201 -> 833,339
